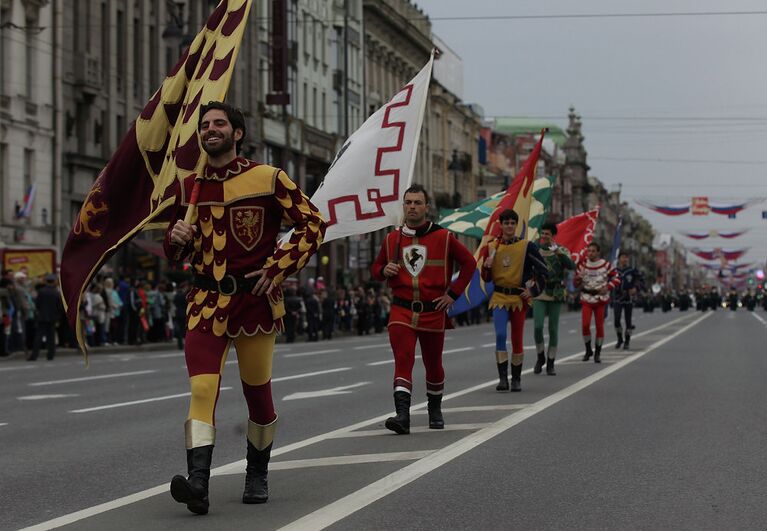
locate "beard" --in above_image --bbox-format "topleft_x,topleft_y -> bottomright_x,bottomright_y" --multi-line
202,132 -> 235,157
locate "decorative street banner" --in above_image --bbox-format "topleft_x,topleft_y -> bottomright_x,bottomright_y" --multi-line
681,229 -> 749,240
636,198 -> 764,217
698,262 -> 753,271
691,196 -> 710,216
437,175 -> 555,240
60,0 -> 253,356
635,200 -> 690,216
449,130 -> 547,316
306,53 -> 434,243
689,247 -> 749,261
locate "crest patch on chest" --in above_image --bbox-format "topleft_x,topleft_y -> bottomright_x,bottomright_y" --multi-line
402,244 -> 427,277
231,206 -> 264,251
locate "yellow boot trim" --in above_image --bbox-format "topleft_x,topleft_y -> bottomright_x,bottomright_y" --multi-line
184,418 -> 216,449
495,350 -> 509,364
234,332 -> 276,386
247,416 -> 278,451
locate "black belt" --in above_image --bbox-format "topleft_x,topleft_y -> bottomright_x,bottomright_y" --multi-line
495,286 -> 524,295
392,296 -> 438,313
193,273 -> 257,296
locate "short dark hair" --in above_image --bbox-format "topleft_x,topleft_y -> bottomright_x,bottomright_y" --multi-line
541,222 -> 558,235
198,101 -> 246,153
588,242 -> 601,252
498,209 -> 518,223
619,251 -> 629,258
403,184 -> 430,205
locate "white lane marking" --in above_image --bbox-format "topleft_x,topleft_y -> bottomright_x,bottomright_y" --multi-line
330,424 -> 491,438
282,382 -> 370,401
146,352 -> 184,359
443,347 -> 473,354
24,314 -> 697,531
353,344 -> 389,350
751,312 -> 767,326
68,387 -> 233,414
411,404 -> 530,414
0,423 -> 7,427
569,329 -> 576,333
215,451 -> 434,476
278,313 -> 712,530
283,349 -> 341,358
0,365 -> 37,372
273,367 -> 352,383
18,394 -> 79,400
367,355 -> 421,367
29,370 -> 157,387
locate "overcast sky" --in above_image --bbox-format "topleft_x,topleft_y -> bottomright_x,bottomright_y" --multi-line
416,0 -> 767,273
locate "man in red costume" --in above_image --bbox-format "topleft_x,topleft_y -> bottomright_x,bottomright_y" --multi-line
164,102 -> 325,514
371,185 -> 476,434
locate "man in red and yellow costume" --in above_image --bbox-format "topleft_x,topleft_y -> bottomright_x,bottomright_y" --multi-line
480,209 -> 548,392
371,185 -> 475,434
163,102 -> 325,514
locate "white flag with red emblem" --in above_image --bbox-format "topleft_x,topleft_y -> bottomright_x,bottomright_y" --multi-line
309,53 -> 434,243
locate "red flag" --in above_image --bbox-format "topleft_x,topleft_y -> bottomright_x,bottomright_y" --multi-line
60,1 -> 253,358
554,207 -> 600,265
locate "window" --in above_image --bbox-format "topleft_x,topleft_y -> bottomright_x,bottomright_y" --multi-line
303,82 -> 308,121
149,25 -> 158,89
25,27 -> 36,99
133,17 -> 142,99
116,115 -> 125,147
101,2 -> 109,85
312,87 -> 317,127
23,149 -> 34,218
321,91 -> 326,130
0,144 -> 5,221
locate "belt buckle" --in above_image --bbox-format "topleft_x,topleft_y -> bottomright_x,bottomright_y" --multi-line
218,274 -> 237,296
411,300 -> 424,313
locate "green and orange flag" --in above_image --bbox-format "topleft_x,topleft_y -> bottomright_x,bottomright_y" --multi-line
60,0 -> 253,357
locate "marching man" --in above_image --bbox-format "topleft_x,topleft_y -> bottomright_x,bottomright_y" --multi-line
575,242 -> 620,363
164,102 -> 325,514
371,185 -> 476,434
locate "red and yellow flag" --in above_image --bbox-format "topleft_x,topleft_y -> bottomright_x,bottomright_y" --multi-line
60,0 -> 253,357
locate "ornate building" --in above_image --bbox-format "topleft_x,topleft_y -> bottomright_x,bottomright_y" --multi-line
0,0 -> 57,249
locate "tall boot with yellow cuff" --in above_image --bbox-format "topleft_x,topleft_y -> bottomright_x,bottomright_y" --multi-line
495,351 -> 509,392
243,417 -> 277,504
170,419 -> 215,515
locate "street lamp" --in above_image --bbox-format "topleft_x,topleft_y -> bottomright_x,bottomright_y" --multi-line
162,2 -> 194,55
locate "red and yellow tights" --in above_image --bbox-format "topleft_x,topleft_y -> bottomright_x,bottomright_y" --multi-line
183,328 -> 277,450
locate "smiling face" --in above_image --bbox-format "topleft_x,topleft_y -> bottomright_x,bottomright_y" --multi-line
403,191 -> 428,227
199,109 -> 242,160
540,228 -> 553,245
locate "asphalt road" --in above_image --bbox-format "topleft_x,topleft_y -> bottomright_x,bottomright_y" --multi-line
2,308 -> 765,530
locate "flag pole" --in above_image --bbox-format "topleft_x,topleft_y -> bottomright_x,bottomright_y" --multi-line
183,181 -> 201,224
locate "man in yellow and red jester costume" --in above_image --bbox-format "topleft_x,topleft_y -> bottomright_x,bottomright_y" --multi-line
163,102 -> 325,514
371,185 -> 476,434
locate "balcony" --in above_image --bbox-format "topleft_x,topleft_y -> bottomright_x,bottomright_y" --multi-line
73,53 -> 101,97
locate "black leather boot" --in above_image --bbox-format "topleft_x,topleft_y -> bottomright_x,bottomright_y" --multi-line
427,394 -> 444,429
623,334 -> 631,350
496,360 -> 509,392
615,332 -> 623,349
582,341 -> 593,361
171,445 -> 214,515
243,441 -> 272,504
510,363 -> 522,392
546,357 -> 556,376
594,344 -> 602,363
534,351 -> 546,374
385,391 -> 411,434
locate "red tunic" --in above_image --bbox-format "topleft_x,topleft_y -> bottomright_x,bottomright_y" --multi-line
371,223 -> 476,331
163,158 -> 326,337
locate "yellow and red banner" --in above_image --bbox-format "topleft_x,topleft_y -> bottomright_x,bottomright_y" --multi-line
60,0 -> 252,356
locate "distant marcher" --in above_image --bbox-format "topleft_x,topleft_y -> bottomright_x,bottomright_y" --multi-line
29,275 -> 61,361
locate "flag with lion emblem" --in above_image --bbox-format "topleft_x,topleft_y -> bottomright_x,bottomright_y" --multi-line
60,0 -> 253,357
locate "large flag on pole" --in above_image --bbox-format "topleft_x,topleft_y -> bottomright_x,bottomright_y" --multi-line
437,175 -> 555,240
60,0 -> 253,356
449,129 -> 547,316
307,53 -> 434,242
554,208 -> 601,265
